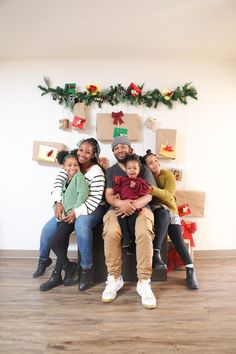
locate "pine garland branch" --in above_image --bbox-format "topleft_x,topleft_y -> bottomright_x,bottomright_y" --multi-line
38,78 -> 198,110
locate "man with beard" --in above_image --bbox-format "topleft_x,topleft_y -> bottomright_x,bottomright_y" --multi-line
101,136 -> 157,309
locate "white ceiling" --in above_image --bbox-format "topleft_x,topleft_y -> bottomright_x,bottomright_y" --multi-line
0,0 -> 236,60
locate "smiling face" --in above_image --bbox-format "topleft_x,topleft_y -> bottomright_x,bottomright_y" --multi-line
125,160 -> 140,179
144,154 -> 161,175
63,156 -> 79,179
113,144 -> 133,163
77,142 -> 95,166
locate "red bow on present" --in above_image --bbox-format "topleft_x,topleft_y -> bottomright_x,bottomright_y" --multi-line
129,82 -> 141,96
163,145 -> 174,152
112,111 -> 124,125
181,220 -> 197,248
47,149 -> 54,157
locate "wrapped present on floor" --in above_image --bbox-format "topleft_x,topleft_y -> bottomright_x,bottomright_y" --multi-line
96,113 -> 140,140
181,220 -> 197,248
178,203 -> 191,217
167,245 -> 184,272
156,129 -> 177,159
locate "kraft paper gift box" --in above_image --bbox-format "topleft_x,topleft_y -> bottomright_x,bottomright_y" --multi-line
175,190 -> 206,217
32,141 -> 68,165
96,113 -> 140,141
156,129 -> 177,159
73,102 -> 87,119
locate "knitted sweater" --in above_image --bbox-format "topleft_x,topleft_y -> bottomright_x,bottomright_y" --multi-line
62,172 -> 89,214
51,164 -> 105,218
151,170 -> 178,215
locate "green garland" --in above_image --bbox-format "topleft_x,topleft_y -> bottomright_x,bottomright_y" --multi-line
38,77 -> 197,110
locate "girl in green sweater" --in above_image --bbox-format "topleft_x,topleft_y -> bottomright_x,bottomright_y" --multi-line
40,149 -> 89,291
141,149 -> 199,290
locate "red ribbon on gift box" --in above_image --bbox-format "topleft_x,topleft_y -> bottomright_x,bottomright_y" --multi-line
181,220 -> 197,248
47,149 -> 54,157
112,111 -> 124,125
163,145 -> 174,152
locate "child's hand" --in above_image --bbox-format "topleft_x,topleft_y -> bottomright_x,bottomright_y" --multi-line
63,210 -> 76,224
54,202 -> 65,220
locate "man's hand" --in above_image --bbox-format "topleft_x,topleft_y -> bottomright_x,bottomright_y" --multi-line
62,211 -> 76,224
54,202 -> 65,220
115,199 -> 136,217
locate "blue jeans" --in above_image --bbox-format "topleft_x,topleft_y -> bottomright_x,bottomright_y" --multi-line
38,205 -> 107,269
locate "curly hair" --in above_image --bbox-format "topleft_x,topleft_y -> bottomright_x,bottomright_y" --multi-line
124,153 -> 142,170
139,149 -> 156,164
56,149 -> 78,165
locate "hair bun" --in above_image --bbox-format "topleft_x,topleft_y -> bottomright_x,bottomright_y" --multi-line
146,149 -> 152,154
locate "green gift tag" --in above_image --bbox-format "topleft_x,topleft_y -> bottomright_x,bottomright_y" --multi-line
113,127 -> 128,138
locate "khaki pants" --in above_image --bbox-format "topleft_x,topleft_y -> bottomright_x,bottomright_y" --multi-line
103,208 -> 155,280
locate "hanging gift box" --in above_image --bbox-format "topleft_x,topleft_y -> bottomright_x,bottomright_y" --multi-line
96,113 -> 140,141
156,129 -> 177,159
113,127 -> 128,138
99,157 -> 109,170
32,141 -> 68,165
170,168 -> 183,182
72,116 -> 86,129
64,83 -> 76,94
59,119 -> 70,130
73,102 -> 87,119
178,203 -> 191,217
159,144 -> 176,159
144,116 -> 159,131
175,190 -> 206,217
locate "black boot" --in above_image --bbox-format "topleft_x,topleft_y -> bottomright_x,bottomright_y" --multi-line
39,270 -> 63,291
152,250 -> 167,270
33,258 -> 52,278
63,262 -> 78,286
79,267 -> 93,291
186,268 -> 199,289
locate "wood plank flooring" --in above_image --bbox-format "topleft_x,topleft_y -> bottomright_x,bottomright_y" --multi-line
0,256 -> 236,354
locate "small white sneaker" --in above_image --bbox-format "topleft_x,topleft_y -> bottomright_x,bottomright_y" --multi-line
136,279 -> 157,309
102,275 -> 124,303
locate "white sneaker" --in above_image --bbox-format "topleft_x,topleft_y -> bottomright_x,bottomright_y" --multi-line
102,275 -> 124,303
136,279 -> 157,309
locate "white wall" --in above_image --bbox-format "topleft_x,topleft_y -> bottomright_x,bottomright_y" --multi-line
0,58 -> 235,251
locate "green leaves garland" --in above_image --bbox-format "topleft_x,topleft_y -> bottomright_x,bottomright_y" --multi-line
38,77 -> 197,110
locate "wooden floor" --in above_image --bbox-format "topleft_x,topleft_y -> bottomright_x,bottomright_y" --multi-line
0,257 -> 236,354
